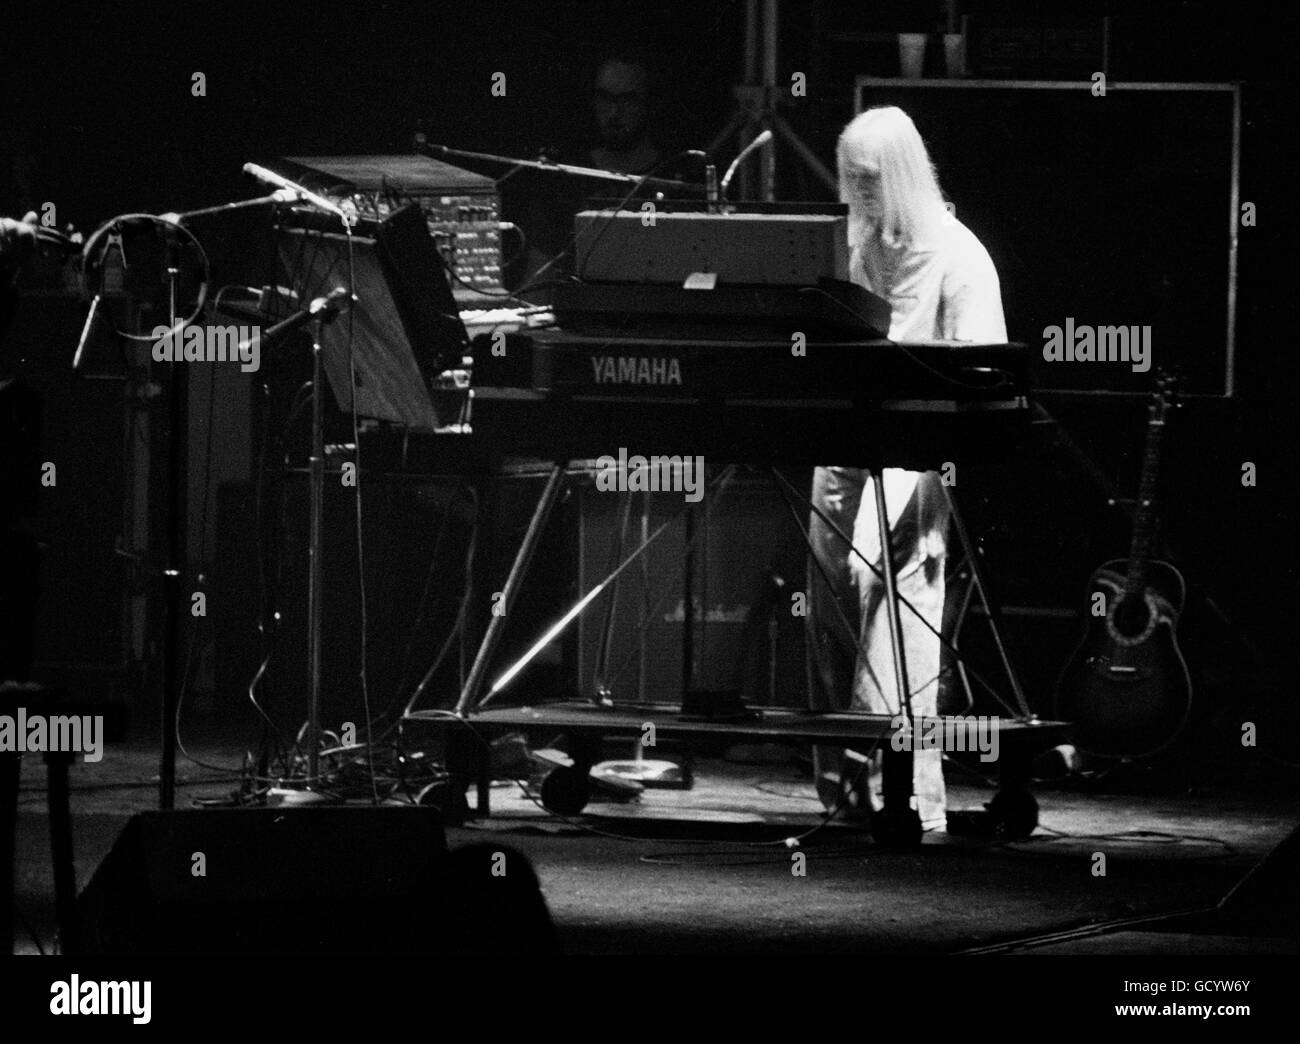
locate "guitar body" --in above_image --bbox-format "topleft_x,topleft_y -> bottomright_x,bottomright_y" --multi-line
1055,559 -> 1192,758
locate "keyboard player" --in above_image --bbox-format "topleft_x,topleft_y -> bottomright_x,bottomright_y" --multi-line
807,107 -> 1007,832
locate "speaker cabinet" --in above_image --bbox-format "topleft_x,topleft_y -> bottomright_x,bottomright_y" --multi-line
574,473 -> 809,707
1218,823 -> 1300,937
4,293 -> 128,680
73,807 -> 553,955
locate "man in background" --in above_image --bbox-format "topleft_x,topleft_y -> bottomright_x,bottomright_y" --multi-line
508,52 -> 688,293
588,55 -> 663,175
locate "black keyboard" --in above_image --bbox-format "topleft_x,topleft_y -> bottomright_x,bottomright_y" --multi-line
458,332 -> 1029,470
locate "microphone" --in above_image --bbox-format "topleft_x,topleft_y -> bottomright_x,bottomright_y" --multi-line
308,286 -> 350,315
72,294 -> 105,371
720,129 -> 775,200
256,284 -> 299,312
242,163 -> 350,224
244,286 -> 350,355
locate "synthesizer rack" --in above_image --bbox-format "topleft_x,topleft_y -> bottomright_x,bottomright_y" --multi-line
279,154 -> 506,302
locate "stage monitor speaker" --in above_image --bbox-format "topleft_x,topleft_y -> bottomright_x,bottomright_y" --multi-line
1216,822 -> 1300,938
73,808 -> 554,955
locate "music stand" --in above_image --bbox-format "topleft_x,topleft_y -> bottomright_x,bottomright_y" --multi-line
277,202 -> 468,431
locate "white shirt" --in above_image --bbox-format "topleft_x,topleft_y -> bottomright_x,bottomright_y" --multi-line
853,215 -> 1007,343
846,214 -> 1006,568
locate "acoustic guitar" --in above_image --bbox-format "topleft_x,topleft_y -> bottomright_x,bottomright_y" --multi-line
1055,373 -> 1192,758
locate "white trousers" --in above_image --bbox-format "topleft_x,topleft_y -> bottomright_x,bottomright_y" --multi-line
806,466 -> 950,830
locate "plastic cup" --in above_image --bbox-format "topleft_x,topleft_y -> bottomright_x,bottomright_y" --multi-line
898,33 -> 927,78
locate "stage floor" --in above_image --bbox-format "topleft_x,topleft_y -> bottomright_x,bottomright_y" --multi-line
9,726 -> 1300,955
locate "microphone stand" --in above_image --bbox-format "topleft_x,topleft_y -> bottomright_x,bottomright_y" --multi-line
143,192 -> 329,808
304,313 -> 328,791
159,225 -> 185,809
274,291 -> 349,792
162,190 -> 299,224
74,194 -> 332,808
705,0 -> 836,200
415,140 -> 704,195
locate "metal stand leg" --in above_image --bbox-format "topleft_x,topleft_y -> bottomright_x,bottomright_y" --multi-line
160,251 -> 187,810
945,569 -> 978,715
305,320 -> 326,784
593,492 -> 637,701
454,465 -> 566,716
943,486 -> 1034,719
705,0 -> 837,201
45,752 -> 78,954
682,500 -> 696,697
159,354 -> 186,809
870,472 -> 922,846
1,751 -> 17,954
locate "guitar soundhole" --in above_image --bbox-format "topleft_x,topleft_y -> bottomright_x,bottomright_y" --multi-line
1112,595 -> 1150,639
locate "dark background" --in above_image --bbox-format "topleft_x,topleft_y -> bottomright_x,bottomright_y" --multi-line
1,0 -> 1295,766
2,0 -> 1291,396
3,0 -> 1290,394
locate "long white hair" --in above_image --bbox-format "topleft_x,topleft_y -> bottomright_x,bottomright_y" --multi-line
837,107 -> 947,291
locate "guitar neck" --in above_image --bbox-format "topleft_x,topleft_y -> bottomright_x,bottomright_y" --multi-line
1123,411 -> 1165,599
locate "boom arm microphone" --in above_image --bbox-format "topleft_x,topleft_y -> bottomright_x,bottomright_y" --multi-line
244,287 -> 350,353
720,129 -> 774,199
242,163 -> 350,224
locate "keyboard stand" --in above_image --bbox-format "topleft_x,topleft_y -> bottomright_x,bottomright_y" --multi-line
420,458 -> 1057,847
